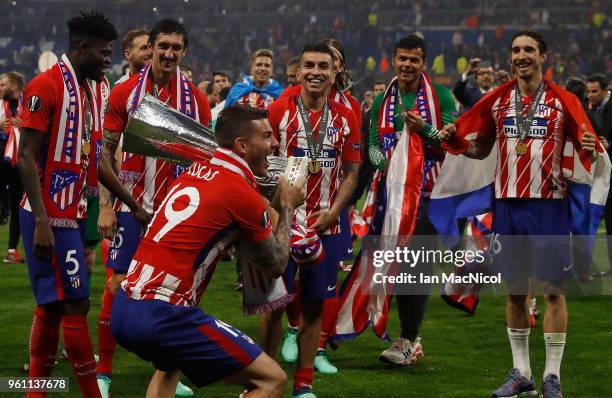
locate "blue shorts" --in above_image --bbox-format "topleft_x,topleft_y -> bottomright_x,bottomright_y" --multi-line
20,209 -> 89,305
283,233 -> 343,300
106,211 -> 141,273
111,291 -> 262,387
492,199 -> 572,283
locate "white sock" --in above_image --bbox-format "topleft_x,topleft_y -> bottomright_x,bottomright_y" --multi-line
544,332 -> 566,381
529,297 -> 536,310
507,327 -> 531,379
287,324 -> 299,331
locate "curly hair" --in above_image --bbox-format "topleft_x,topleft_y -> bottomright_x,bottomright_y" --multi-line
67,10 -> 117,42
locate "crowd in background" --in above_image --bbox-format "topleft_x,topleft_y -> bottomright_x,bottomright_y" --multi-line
0,0 -> 609,97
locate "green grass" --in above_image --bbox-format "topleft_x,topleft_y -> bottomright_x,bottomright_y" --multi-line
0,225 -> 610,397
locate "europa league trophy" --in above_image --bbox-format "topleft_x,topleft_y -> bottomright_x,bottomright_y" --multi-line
123,94 -> 307,197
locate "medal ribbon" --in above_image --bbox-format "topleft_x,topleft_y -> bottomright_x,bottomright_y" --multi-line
296,96 -> 329,163
514,81 -> 545,142
83,92 -> 92,149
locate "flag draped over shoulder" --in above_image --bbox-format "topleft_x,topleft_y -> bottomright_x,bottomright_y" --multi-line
332,73 -> 442,341
430,78 -> 610,255
224,76 -> 283,108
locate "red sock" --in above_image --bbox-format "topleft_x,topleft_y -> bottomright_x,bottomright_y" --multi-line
293,367 -> 314,392
286,290 -> 301,328
62,315 -> 101,398
27,307 -> 61,398
319,296 -> 339,349
96,283 -> 117,377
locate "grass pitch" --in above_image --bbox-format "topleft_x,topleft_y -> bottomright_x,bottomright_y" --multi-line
0,225 -> 610,397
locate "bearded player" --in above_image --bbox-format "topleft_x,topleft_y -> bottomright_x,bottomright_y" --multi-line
112,105 -> 304,398
95,18 -> 211,398
115,28 -> 152,85
265,42 -> 360,398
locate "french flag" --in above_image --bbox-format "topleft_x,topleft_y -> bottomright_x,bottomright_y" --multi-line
431,78 -> 611,257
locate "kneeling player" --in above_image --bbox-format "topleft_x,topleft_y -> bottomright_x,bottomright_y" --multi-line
112,105 -> 304,397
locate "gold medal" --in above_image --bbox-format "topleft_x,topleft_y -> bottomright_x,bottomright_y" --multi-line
515,141 -> 528,156
308,160 -> 321,174
82,141 -> 91,156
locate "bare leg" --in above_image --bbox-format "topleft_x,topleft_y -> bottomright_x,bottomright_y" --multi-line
297,298 -> 323,370
542,283 -> 567,333
145,370 -> 181,398
223,353 -> 287,398
259,308 -> 284,357
506,294 -> 529,329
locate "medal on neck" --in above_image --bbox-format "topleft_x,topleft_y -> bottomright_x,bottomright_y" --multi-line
82,91 -> 92,156
514,81 -> 545,156
297,96 -> 328,175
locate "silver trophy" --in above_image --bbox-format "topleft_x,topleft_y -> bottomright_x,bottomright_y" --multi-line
123,94 -> 307,196
124,94 -> 217,163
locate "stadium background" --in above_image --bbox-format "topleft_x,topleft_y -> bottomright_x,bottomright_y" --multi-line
0,0 -> 611,397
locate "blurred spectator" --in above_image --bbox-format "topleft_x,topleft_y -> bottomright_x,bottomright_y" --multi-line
285,56 -> 299,87
197,79 -> 209,95
116,28 -> 151,84
0,71 -> 25,263
453,58 -> 494,110
565,76 -> 587,101
584,73 -> 612,277
180,64 -> 193,81
209,71 -> 232,108
224,48 -> 282,109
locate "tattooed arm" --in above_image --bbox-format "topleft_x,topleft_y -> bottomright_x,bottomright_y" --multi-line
98,129 -> 150,238
250,177 -> 305,278
309,161 -> 359,233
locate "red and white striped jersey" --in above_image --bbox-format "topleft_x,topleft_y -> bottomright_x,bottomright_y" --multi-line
104,73 -> 211,214
268,94 -> 361,234
493,86 -> 566,199
123,154 -> 272,307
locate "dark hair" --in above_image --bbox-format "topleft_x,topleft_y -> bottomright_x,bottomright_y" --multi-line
3,71 -> 25,91
321,37 -> 346,65
212,71 -> 231,82
373,80 -> 386,87
298,42 -> 335,66
287,56 -> 300,68
121,28 -> 148,52
394,34 -> 427,58
565,77 -> 587,101
68,10 -> 117,43
509,29 -> 548,54
215,105 -> 269,148
149,18 -> 188,49
206,81 -> 214,95
320,37 -> 349,90
219,86 -> 231,102
587,73 -> 609,90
